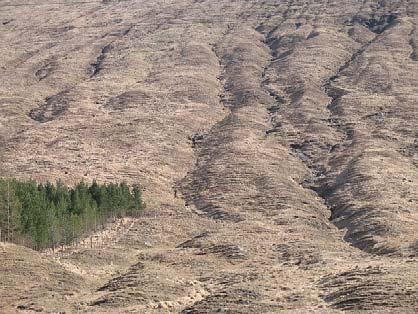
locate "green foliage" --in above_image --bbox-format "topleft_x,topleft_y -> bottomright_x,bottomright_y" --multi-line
0,178 -> 144,250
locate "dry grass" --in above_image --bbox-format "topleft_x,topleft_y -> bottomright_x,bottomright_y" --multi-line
0,0 -> 417,312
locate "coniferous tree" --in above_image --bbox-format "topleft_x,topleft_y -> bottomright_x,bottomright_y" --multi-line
0,178 -> 144,250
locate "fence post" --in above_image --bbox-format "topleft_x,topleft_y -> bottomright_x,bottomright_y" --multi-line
7,179 -> 10,242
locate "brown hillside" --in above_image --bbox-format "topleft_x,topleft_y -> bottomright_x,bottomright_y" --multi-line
1,0 -> 417,312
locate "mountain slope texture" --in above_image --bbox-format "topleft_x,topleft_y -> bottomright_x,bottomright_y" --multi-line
1,0 -> 418,312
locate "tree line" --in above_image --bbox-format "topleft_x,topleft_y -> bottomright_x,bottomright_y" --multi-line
0,178 -> 144,250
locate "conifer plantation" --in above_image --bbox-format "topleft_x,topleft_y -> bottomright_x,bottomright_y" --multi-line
0,178 -> 144,250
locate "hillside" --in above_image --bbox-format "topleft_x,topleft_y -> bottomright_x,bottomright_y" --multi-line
1,0 -> 418,312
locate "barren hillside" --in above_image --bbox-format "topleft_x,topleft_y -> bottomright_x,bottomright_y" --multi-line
1,0 -> 418,312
